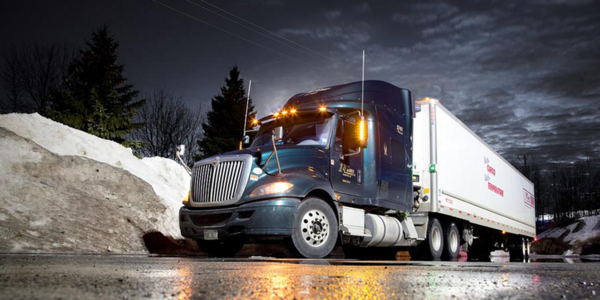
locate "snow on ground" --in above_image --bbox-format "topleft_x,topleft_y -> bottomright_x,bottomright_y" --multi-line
0,113 -> 190,239
537,215 -> 600,245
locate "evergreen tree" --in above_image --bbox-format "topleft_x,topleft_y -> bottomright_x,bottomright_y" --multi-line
197,66 -> 255,159
50,26 -> 144,143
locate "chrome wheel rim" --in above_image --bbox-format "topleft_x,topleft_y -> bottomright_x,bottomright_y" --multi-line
449,230 -> 459,253
300,209 -> 330,247
431,226 -> 442,251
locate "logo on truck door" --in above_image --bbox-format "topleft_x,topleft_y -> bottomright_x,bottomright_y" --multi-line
396,125 -> 404,135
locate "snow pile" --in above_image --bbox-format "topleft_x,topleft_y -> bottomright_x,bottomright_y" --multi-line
0,113 -> 190,239
537,215 -> 600,245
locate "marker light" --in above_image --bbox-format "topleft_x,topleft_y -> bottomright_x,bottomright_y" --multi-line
252,119 -> 259,125
429,164 -> 436,173
290,108 -> 297,114
273,112 -> 280,117
281,110 -> 288,115
182,191 -> 190,205
319,106 -> 327,112
249,182 -> 293,197
359,118 -> 365,141
502,230 -> 506,235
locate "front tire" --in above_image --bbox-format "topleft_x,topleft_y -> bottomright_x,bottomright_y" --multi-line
290,197 -> 338,258
197,240 -> 244,257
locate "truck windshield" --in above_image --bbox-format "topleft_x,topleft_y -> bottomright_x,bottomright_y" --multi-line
251,116 -> 334,147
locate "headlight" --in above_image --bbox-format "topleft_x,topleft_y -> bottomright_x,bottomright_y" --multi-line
249,182 -> 293,198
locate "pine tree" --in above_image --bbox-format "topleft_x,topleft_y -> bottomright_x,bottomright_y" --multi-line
50,26 -> 144,143
197,66 -> 255,160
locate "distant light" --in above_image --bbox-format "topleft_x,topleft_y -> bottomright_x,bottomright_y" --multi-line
319,106 -> 327,112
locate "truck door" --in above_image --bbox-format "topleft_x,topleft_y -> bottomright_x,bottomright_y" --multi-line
376,107 -> 412,210
331,117 -> 364,197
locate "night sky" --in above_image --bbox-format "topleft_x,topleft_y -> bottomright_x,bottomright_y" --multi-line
1,0 -> 599,166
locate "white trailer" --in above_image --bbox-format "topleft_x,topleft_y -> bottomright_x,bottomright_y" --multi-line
410,98 -> 535,259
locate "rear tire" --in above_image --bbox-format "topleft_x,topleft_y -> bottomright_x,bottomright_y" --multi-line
196,240 -> 244,257
290,197 -> 338,258
443,222 -> 460,260
422,218 -> 444,260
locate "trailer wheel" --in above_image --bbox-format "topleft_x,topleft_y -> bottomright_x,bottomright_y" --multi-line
196,240 -> 244,257
290,197 -> 338,258
443,222 -> 460,260
423,218 -> 444,259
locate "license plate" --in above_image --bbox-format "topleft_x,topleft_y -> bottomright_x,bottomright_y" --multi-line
204,230 -> 218,240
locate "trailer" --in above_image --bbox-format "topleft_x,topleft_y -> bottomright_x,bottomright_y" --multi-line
411,98 -> 535,259
179,80 -> 535,260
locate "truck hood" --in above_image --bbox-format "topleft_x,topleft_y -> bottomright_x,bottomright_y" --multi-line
208,145 -> 330,175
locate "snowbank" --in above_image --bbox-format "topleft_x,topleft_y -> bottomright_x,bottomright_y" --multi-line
537,215 -> 600,245
533,215 -> 600,255
0,113 -> 190,239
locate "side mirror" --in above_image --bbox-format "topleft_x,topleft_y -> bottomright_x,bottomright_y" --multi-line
342,116 -> 368,152
272,126 -> 283,140
242,135 -> 250,146
358,116 -> 368,148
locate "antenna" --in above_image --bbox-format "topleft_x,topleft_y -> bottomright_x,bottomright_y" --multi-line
361,50 -> 365,116
243,80 -> 252,137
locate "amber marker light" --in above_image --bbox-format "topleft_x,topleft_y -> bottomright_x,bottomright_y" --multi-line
281,110 -> 288,115
252,119 -> 259,125
319,106 -> 327,112
290,108 -> 297,114
359,118 -> 365,141
273,112 -> 280,117
182,191 -> 190,205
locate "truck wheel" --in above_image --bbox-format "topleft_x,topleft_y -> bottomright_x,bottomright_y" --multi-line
196,240 -> 244,257
290,197 -> 338,258
443,222 -> 460,260
424,218 -> 444,260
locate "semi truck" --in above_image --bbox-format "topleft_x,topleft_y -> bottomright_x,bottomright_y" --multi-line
179,80 -> 535,260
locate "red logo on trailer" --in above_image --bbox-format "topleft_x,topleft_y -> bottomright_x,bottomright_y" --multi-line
488,182 -> 504,197
487,165 -> 496,176
524,189 -> 535,207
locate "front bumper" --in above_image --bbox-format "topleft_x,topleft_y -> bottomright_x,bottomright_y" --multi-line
179,198 -> 300,241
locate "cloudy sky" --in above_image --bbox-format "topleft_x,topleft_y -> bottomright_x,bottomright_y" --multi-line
1,0 -> 599,166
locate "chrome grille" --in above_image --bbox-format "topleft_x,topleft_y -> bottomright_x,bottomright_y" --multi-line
191,160 -> 246,204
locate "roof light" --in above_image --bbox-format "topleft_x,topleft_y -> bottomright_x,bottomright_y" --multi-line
319,106 -> 327,112
273,112 -> 280,117
281,110 -> 288,115
290,108 -> 297,114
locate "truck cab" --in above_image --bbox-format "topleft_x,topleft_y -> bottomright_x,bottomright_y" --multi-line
179,80 -> 418,258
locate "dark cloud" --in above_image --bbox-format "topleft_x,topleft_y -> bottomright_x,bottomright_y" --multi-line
1,0 -> 599,168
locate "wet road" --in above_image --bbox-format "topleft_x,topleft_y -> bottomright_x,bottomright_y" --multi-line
1,254 -> 599,299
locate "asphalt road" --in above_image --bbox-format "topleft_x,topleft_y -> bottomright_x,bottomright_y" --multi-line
0,254 -> 599,299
